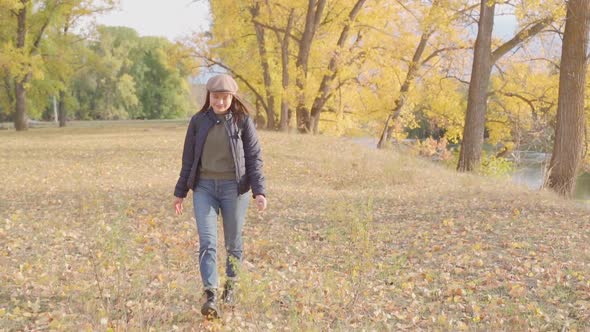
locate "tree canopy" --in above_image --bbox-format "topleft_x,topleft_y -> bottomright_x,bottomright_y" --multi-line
0,1 -> 196,126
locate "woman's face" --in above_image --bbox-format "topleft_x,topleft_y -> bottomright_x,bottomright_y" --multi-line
210,92 -> 233,114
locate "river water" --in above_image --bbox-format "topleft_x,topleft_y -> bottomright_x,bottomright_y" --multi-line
510,152 -> 590,201
351,138 -> 590,201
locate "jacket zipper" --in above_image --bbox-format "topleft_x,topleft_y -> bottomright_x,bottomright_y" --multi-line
224,118 -> 241,185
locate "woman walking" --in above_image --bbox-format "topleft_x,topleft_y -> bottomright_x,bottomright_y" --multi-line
173,74 -> 267,318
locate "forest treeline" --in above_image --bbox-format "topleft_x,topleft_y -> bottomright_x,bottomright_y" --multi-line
0,0 -> 195,126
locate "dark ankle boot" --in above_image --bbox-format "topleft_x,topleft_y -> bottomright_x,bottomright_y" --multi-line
221,280 -> 236,305
201,289 -> 219,318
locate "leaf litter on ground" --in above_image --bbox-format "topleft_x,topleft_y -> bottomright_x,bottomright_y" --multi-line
0,122 -> 589,331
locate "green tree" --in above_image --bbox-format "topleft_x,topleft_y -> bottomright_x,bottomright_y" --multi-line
0,0 -> 117,129
1,0 -> 58,130
88,26 -> 140,119
130,37 -> 194,119
54,0 -> 117,127
69,26 -> 194,120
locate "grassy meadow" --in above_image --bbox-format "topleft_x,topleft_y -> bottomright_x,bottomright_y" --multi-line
1,121 -> 589,331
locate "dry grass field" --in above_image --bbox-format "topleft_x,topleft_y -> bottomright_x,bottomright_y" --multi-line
1,121 -> 589,331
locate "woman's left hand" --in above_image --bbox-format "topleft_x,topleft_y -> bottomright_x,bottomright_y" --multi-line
255,195 -> 267,212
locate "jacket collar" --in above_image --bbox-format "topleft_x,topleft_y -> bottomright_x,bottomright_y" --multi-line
205,107 -> 234,123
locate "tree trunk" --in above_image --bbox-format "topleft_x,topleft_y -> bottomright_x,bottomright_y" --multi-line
58,90 -> 67,127
281,101 -> 290,131
3,69 -> 14,110
375,0 -> 450,148
279,10 -> 295,132
309,0 -> 366,134
12,0 -> 60,130
457,13 -> 551,170
457,0 -> 495,171
295,103 -> 311,133
377,113 -> 394,148
14,0 -> 28,131
14,80 -> 27,130
310,71 -> 334,134
545,0 -> 590,197
376,30 -> 434,148
295,0 -> 326,133
251,3 -> 275,130
58,22 -> 70,128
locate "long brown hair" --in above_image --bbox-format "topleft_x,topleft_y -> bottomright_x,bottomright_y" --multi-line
198,93 -> 250,124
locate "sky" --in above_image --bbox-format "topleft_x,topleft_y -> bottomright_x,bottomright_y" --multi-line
92,1 -> 518,82
94,0 -> 211,41
94,1 -> 517,42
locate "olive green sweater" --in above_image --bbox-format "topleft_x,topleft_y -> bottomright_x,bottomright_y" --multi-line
199,114 -> 235,180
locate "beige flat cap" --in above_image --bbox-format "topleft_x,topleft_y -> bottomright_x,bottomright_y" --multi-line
206,74 -> 238,94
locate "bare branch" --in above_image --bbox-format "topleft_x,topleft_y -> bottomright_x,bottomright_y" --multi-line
319,2 -> 345,27
356,24 -> 392,38
394,0 -> 419,22
500,91 -> 537,113
252,19 -> 301,44
450,3 -> 480,20
197,55 -> 268,112
313,0 -> 327,33
30,1 -> 64,54
421,45 -> 472,66
441,75 -> 469,85
493,63 -> 506,80
491,17 -> 553,63
518,57 -> 560,71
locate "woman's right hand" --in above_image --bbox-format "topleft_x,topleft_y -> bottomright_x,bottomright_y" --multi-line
174,197 -> 184,215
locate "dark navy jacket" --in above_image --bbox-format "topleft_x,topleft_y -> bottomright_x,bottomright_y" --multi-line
174,108 -> 266,198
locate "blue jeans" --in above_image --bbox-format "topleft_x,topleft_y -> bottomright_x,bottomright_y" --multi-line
193,179 -> 250,290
